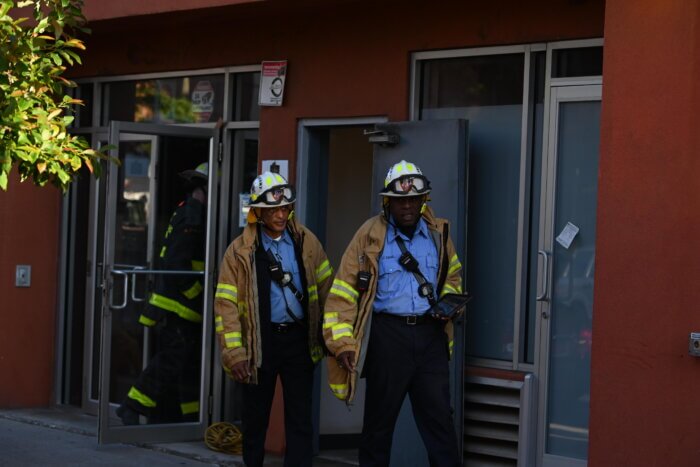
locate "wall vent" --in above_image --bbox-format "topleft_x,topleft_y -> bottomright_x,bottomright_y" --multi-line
464,374 -> 535,466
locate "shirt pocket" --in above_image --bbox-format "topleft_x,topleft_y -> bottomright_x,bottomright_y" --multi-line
377,253 -> 402,295
421,254 -> 439,284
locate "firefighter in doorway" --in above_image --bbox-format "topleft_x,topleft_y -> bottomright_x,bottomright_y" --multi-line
117,162 -> 208,425
324,160 -> 464,466
214,171 -> 333,467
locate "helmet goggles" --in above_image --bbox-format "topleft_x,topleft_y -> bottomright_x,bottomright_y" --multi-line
382,174 -> 431,196
253,184 -> 296,206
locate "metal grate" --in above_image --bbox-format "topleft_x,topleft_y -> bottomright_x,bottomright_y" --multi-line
463,374 -> 535,466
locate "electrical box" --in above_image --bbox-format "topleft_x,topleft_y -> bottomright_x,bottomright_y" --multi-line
689,333 -> 700,356
15,265 -> 31,287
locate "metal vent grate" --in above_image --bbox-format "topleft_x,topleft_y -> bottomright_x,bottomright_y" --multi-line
463,374 -> 535,466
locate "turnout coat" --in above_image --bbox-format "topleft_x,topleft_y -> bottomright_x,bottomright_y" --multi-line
323,207 -> 463,403
214,217 -> 333,383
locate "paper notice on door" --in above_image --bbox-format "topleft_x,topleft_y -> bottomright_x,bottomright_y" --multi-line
556,222 -> 580,249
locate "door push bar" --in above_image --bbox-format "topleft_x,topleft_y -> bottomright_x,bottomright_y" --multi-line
108,267 -> 205,310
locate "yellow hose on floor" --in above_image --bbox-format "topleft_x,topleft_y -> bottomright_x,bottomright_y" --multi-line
205,422 -> 243,455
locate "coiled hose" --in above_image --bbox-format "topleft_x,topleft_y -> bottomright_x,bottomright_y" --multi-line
204,422 -> 243,455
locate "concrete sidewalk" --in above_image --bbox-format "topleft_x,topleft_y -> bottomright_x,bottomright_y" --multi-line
0,408 -> 357,466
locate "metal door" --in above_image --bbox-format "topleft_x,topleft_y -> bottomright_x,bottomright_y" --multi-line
371,119 -> 469,466
98,122 -> 220,443
536,85 -> 601,466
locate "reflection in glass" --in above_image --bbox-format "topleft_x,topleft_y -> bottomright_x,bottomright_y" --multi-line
109,135 -> 210,427
552,47 -> 603,78
420,53 -> 524,361
546,100 -> 600,459
103,75 -> 224,125
232,72 -> 261,121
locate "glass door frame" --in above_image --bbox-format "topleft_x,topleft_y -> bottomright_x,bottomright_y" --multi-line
98,121 -> 220,444
535,83 -> 602,467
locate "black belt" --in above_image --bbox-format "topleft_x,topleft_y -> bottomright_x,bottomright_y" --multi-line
271,321 -> 303,333
376,312 -> 435,326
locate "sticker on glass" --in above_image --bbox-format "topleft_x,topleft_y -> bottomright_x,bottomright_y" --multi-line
556,222 -> 580,249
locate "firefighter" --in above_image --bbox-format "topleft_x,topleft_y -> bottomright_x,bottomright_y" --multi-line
214,171 -> 333,467
323,160 -> 464,467
117,162 -> 208,425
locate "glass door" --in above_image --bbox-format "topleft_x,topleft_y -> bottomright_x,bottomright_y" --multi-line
537,85 -> 601,466
98,122 -> 219,443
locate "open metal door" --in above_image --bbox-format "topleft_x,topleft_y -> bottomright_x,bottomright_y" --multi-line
371,119 -> 469,466
98,121 -> 220,444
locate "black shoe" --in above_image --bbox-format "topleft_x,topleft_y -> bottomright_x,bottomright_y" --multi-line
116,404 -> 140,426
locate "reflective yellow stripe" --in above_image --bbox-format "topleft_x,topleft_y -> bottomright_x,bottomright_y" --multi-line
215,283 -> 238,304
215,315 -> 224,333
323,312 -> 339,329
160,246 -> 167,258
225,331 -> 242,349
449,339 -> 454,357
441,283 -> 462,296
183,281 -> 203,299
315,260 -> 332,283
191,260 -> 205,271
448,254 -> 462,275
128,386 -> 156,408
148,293 -> 202,323
310,345 -> 324,363
308,285 -> 318,303
330,279 -> 358,304
139,315 -> 156,327
331,323 -> 353,340
330,383 -> 348,400
165,224 -> 173,238
180,401 -> 199,415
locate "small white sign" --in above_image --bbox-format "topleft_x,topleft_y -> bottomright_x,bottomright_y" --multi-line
239,193 -> 251,228
556,222 -> 580,249
261,160 -> 289,180
259,60 -> 288,106
191,80 -> 215,123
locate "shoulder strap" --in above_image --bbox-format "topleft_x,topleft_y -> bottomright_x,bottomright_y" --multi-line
265,248 -> 304,303
395,236 -> 437,305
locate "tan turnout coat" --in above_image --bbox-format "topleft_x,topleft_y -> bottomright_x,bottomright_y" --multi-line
323,207 -> 464,403
214,218 -> 333,383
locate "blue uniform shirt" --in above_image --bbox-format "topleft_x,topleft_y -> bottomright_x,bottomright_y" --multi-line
373,217 -> 439,316
261,230 -> 305,323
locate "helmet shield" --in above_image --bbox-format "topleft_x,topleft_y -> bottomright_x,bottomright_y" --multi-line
258,185 -> 296,206
380,160 -> 431,197
382,174 -> 431,196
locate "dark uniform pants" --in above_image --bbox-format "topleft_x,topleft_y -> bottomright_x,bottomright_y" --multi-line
360,313 -> 460,467
242,323 -> 314,467
126,316 -> 201,423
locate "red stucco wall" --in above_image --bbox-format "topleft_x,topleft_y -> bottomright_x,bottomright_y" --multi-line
590,1 -> 700,464
75,0 -> 604,181
82,0 -> 260,21
0,171 -> 61,407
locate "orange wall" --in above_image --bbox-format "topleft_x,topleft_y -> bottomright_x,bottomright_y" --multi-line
0,171 -> 61,407
82,0 -> 261,21
75,0 -> 604,181
590,1 -> 700,464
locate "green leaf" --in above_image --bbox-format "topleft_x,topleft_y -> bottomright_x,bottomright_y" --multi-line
0,170 -> 7,190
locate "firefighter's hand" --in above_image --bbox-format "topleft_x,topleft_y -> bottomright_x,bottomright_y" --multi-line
231,361 -> 250,382
336,351 -> 356,373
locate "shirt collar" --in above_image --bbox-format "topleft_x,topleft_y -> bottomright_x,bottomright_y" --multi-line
388,216 -> 428,242
261,228 -> 291,249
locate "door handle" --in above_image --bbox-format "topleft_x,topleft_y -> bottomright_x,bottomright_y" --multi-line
130,266 -> 148,303
536,250 -> 550,301
109,269 -> 129,310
